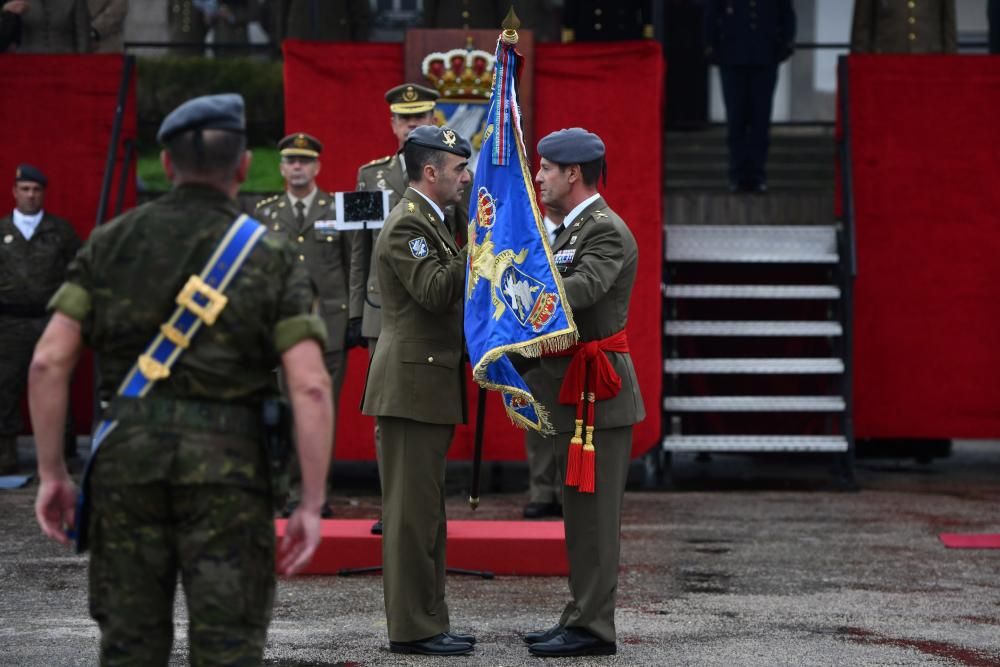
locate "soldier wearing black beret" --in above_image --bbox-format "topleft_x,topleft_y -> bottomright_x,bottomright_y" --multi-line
521,127 -> 644,658
361,124 -> 476,657
0,163 -> 80,473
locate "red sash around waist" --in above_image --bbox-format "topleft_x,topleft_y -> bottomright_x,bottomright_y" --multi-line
544,329 -> 629,494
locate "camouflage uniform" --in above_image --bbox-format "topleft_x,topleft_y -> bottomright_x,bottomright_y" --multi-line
0,211 -> 80,472
49,183 -> 325,665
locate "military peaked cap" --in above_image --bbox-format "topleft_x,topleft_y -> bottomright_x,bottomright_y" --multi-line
537,128 -> 606,164
278,132 -> 323,159
14,163 -> 47,187
157,93 -> 246,144
385,83 -> 439,114
405,125 -> 471,158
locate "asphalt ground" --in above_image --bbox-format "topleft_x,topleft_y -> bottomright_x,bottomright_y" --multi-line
1,439 -> 999,666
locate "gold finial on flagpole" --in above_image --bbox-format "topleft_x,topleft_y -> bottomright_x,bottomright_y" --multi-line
501,6 -> 520,44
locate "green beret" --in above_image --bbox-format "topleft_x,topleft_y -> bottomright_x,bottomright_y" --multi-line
405,125 -> 471,158
157,93 -> 246,144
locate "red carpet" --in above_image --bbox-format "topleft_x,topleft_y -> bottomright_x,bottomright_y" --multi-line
939,533 -> 1000,549
276,519 -> 569,576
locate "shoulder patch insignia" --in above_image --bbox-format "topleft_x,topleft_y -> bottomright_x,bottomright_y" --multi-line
407,202 -> 416,213
408,236 -> 429,258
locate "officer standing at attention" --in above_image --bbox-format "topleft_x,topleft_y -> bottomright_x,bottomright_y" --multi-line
0,164 -> 80,473
522,128 -> 644,657
361,124 -> 474,657
258,132 -> 350,517
703,0 -> 796,193
29,93 -> 333,664
351,82 -> 466,534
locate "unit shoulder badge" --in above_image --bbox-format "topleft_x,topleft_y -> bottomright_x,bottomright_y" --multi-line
408,236 -> 429,258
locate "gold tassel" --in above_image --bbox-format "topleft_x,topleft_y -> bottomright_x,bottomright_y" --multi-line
578,426 -> 596,493
564,418 -> 584,486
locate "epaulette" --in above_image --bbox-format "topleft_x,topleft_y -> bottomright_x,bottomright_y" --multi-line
255,194 -> 281,210
361,155 -> 393,169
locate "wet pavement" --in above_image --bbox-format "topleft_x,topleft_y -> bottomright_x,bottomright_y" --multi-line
1,439 -> 999,666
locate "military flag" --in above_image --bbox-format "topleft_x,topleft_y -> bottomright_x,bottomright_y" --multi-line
464,22 -> 577,433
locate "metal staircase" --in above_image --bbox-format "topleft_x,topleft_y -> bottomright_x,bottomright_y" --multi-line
659,223 -> 855,485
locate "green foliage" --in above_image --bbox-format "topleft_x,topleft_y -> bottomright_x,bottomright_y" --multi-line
138,146 -> 284,193
137,56 -> 284,146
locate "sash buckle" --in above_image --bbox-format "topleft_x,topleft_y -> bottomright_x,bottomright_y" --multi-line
176,275 -> 229,326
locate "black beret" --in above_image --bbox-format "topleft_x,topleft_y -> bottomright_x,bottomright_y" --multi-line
14,164 -> 47,187
405,125 -> 472,158
537,128 -> 606,165
385,83 -> 439,114
278,132 -> 323,159
157,93 -> 246,144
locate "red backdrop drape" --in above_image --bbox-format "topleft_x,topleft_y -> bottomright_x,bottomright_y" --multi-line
848,55 -> 1000,438
284,40 -> 663,460
1,54 -> 138,434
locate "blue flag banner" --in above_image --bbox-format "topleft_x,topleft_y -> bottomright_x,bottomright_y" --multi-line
465,33 -> 577,432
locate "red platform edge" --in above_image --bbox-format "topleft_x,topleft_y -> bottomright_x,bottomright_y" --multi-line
939,533 -> 1000,549
276,519 -> 569,576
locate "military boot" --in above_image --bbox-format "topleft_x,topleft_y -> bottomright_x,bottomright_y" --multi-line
0,436 -> 18,475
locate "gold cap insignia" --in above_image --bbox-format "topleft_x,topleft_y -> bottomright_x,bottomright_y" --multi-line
403,86 -> 418,102
14,168 -> 21,179
294,134 -> 309,148
442,129 -> 457,148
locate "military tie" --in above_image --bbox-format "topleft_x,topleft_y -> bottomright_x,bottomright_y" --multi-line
551,223 -> 564,245
294,200 -> 306,230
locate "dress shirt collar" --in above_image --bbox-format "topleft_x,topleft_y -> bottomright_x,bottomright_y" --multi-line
409,186 -> 446,224
12,209 -> 44,241
287,186 -> 318,213
564,193 -> 601,229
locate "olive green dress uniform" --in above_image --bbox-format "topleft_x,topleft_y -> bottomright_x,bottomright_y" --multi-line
49,182 -> 326,665
361,186 -> 468,643
255,188 -> 351,399
0,210 -> 80,471
851,0 -> 957,53
525,196 -> 644,643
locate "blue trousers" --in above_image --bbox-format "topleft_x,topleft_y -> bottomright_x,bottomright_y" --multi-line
719,64 -> 779,187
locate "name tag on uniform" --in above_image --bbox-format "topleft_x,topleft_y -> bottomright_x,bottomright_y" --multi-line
553,249 -> 576,265
314,221 -> 338,232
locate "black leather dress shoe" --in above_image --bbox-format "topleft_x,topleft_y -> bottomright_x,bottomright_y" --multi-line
370,518 -> 383,535
523,502 -> 562,519
528,627 -> 616,657
446,631 -> 476,644
389,632 -> 473,656
523,623 -> 563,645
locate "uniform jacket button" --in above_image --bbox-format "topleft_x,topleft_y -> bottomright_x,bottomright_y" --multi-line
427,356 -> 434,363
297,235 -> 305,243
298,254 -> 305,261
340,303 -> 347,310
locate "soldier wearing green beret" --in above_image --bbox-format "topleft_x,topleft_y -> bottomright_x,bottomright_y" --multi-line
0,164 -> 80,474
522,128 -> 644,658
361,124 -> 475,657
29,93 -> 333,665
351,82 -> 470,534
257,131 -> 350,518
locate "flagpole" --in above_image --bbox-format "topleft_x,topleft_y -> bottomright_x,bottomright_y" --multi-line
468,386 -> 487,509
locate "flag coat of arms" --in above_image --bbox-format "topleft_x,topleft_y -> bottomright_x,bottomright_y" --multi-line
464,32 -> 577,432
